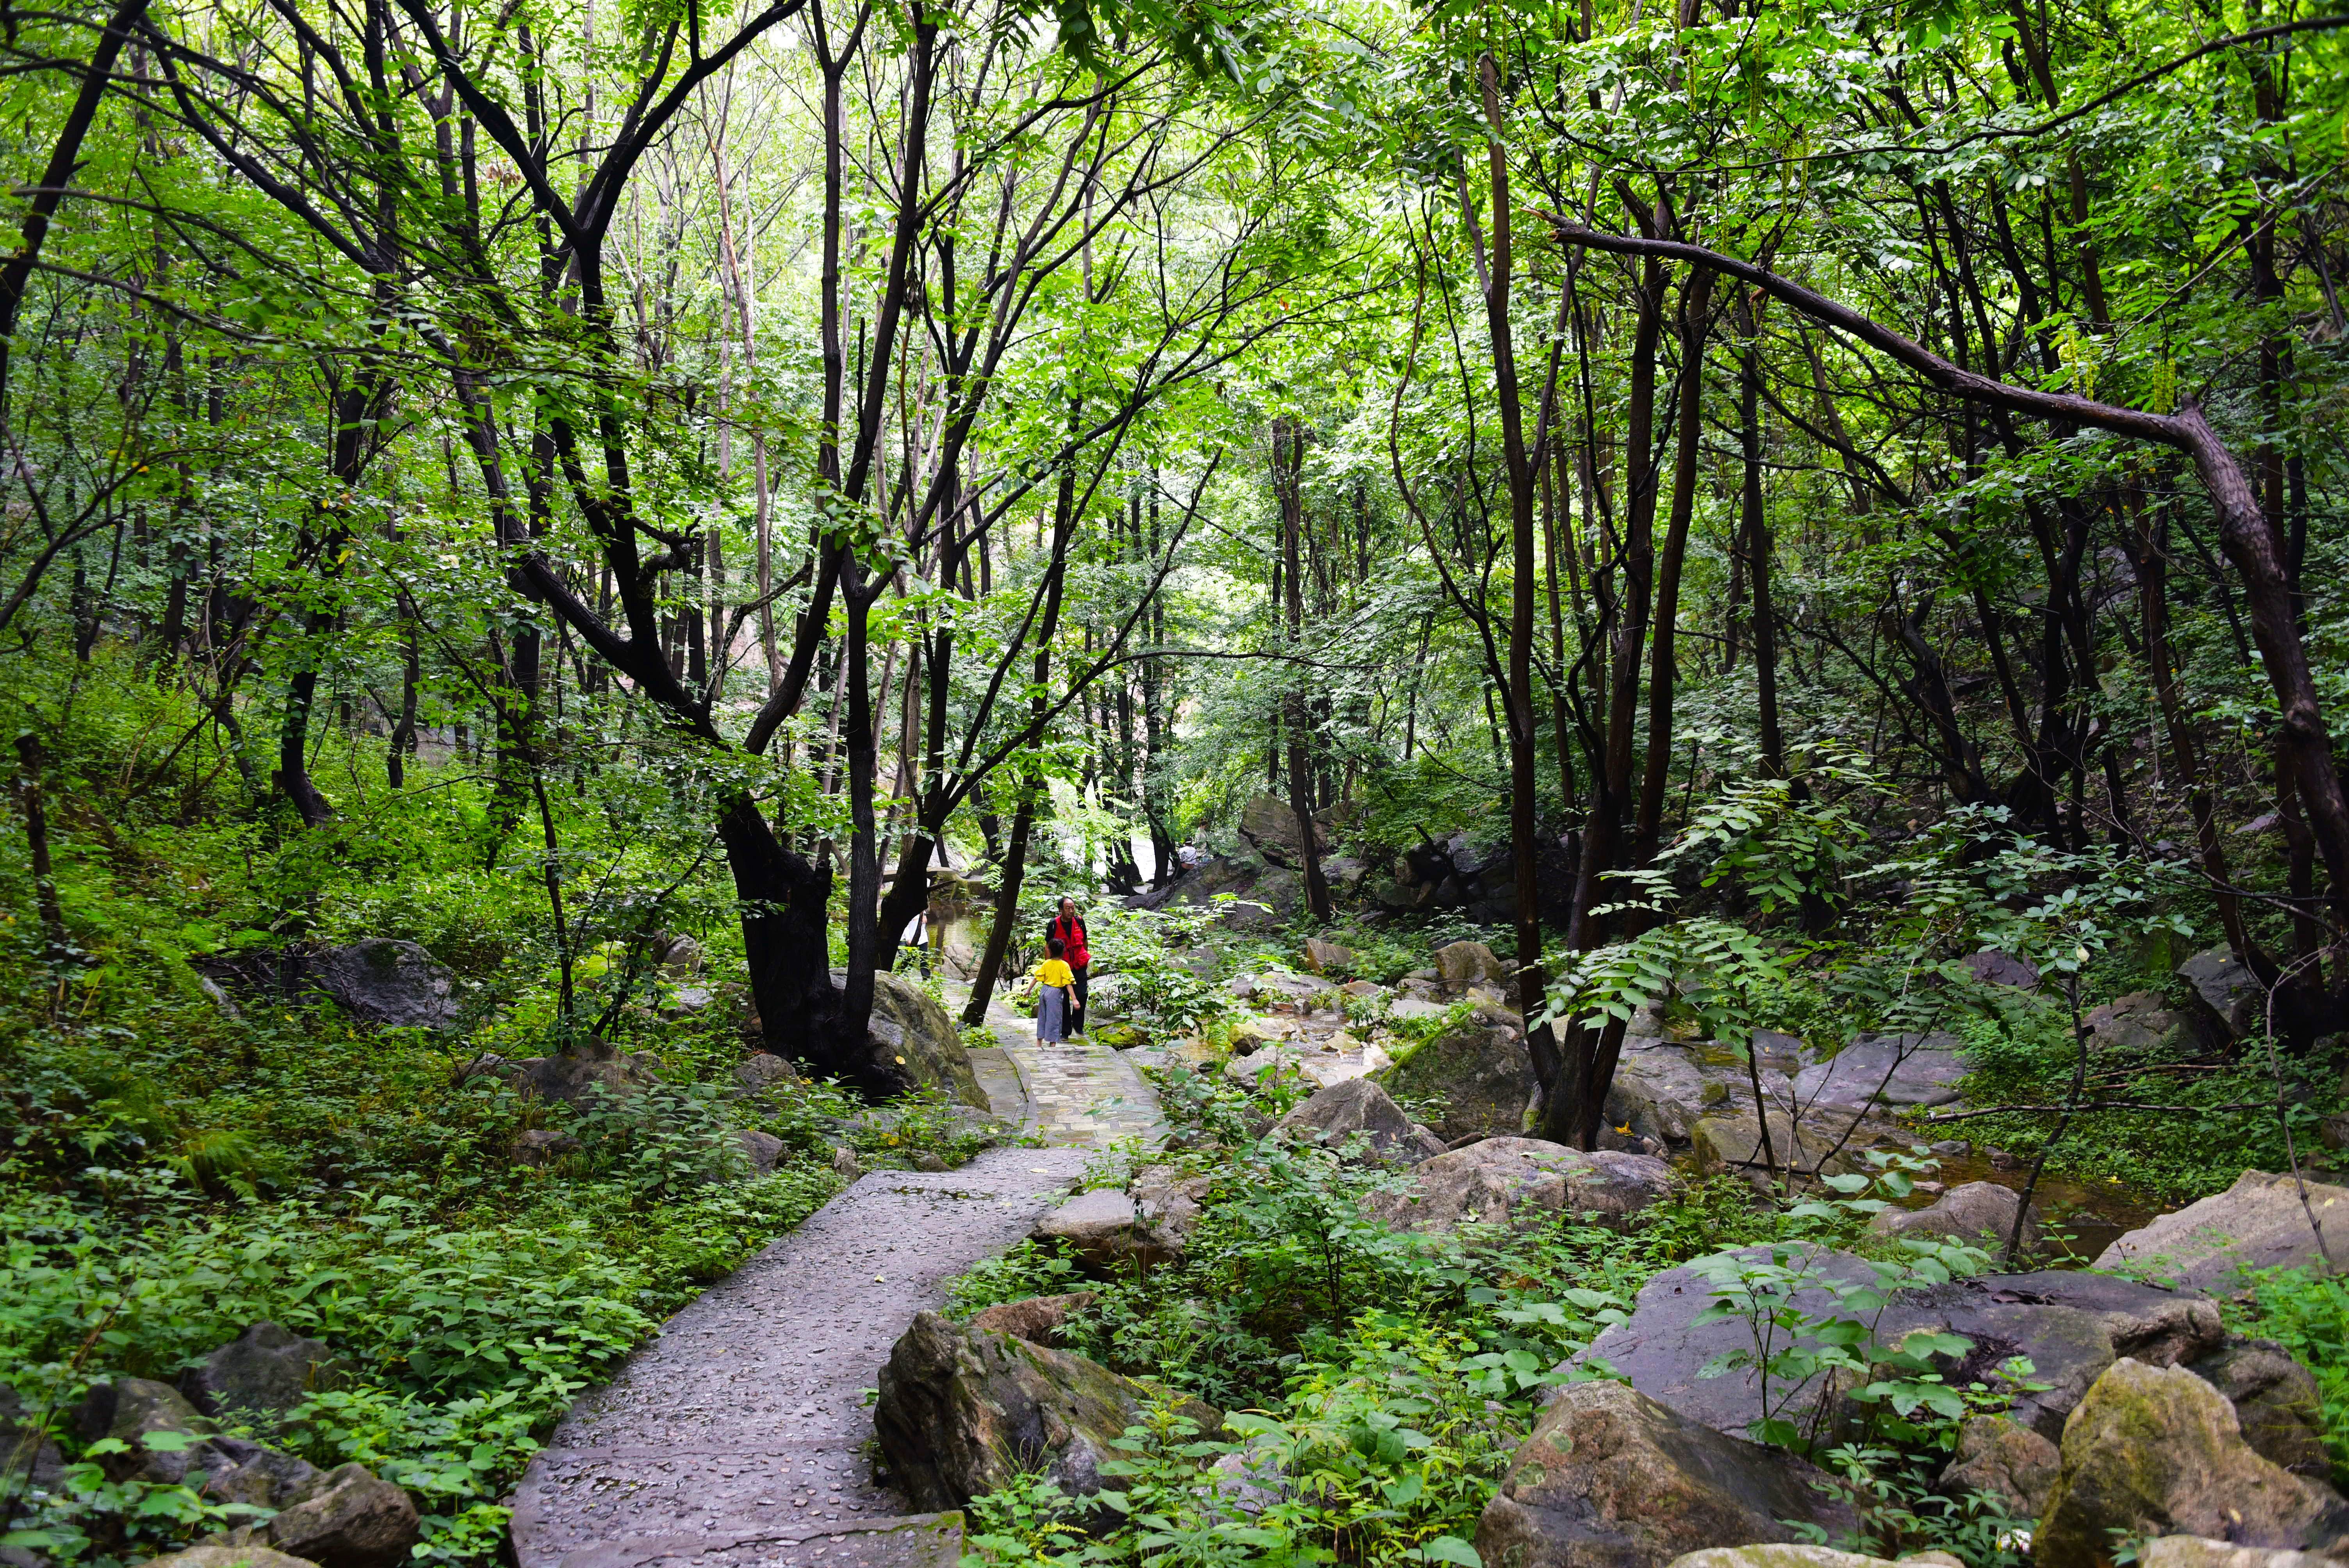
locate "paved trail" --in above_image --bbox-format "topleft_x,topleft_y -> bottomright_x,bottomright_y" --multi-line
508,998 -> 1161,1568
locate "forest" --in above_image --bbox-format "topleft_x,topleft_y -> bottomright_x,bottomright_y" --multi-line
4,0 -> 2349,1564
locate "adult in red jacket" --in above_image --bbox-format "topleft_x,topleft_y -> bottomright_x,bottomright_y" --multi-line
1047,898 -> 1090,1035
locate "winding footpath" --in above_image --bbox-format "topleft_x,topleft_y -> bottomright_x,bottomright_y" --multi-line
507,995 -> 1163,1568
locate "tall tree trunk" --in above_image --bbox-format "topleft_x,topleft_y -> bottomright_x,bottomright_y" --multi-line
1736,305 -> 1785,775
1634,264 -> 1714,860
1273,416 -> 1332,922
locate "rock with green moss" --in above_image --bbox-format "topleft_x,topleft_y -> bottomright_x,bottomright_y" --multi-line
1369,1137 -> 1671,1234
2187,1338 -> 2331,1480
1372,1003 -> 1535,1143
2035,1359 -> 2349,1568
135,1548 -> 320,1568
1476,1379 -> 1854,1568
875,1311 -> 1219,1526
2139,1538 -> 2348,1568
862,971 -> 989,1108
2094,1170 -> 2349,1290
1939,1414 -> 2060,1520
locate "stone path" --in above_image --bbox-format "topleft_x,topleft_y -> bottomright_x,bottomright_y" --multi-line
508,1005 -> 1162,1568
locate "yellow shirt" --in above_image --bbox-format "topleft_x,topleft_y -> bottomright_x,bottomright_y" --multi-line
1034,958 -> 1075,989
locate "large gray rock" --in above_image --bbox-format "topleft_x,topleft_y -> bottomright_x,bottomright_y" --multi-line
1432,941 -> 1508,992
861,971 -> 989,1108
735,1128 -> 786,1175
1607,1039 -> 1798,1149
875,1311 -> 1219,1521
1229,971 -> 1342,1015
135,1549 -> 320,1568
1792,1032 -> 1968,1110
0,1384 -> 63,1490
1032,1189 -> 1182,1276
2188,1337 -> 2333,1480
1374,1003 -> 1538,1143
2139,1539 -> 2347,1568
77,1378 -> 215,1484
1688,1103 -> 1906,1184
1576,1254 -> 2225,1447
1131,1165 -> 1212,1243
1277,1078 -> 1445,1164
1667,1551 -> 1911,1568
1303,937 -> 1355,974
1369,1138 -> 1672,1235
1869,1181 -> 2040,1253
2178,947 -> 2266,1040
966,1291 -> 1099,1346
260,1462 -> 421,1568
504,1038 -> 660,1107
306,939 -> 456,1029
184,1322 -> 349,1422
2095,1170 -> 2349,1289
733,1053 -> 802,1095
1475,1379 -> 1854,1568
1237,793 -> 1327,867
2084,991 -> 2209,1055
2035,1359 -> 2349,1568
1939,1413 -> 2060,1519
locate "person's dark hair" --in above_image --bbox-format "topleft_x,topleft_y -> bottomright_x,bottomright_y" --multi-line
1046,935 -> 1065,957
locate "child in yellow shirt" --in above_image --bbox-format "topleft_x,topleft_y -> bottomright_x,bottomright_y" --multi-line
1034,938 -> 1073,1043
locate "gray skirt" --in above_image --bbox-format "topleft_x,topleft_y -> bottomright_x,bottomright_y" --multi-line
1036,984 -> 1068,1042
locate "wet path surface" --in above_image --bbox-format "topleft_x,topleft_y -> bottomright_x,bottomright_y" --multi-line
508,1006 -> 1162,1568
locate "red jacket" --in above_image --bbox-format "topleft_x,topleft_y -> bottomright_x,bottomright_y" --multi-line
1048,913 -> 1090,968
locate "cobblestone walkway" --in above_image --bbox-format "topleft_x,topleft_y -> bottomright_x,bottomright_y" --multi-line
507,1001 -> 1162,1568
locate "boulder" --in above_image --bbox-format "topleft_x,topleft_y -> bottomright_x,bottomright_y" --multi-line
1230,971 -> 1342,1015
184,1323 -> 349,1422
657,933 -> 704,977
2085,992 -> 2210,1056
1668,1551 -> 1909,1568
0,1384 -> 64,1490
1374,1004 -> 1538,1143
135,1550 -> 320,1568
1237,793 -> 1328,867
2179,947 -> 2266,1040
1303,938 -> 1355,975
191,1436 -> 321,1509
735,1129 -> 786,1175
1870,1181 -> 2040,1253
1607,1039 -> 1798,1149
1432,941 -> 1508,992
511,1128 -> 576,1166
1131,1166 -> 1212,1242
1939,1414 -> 2060,1519
1032,1189 -> 1182,1275
967,1291 -> 1099,1346
1369,1138 -> 1672,1235
1576,1256 -> 2225,1447
1688,1103 -> 1906,1184
504,1038 -> 660,1107
2139,1539 -> 2347,1568
1967,950 -> 2043,990
859,971 -> 989,1108
262,1461 -> 421,1568
2095,1170 -> 2349,1289
875,1311 -> 1219,1520
1792,1033 -> 1968,1110
305,939 -> 456,1029
2187,1338 -> 2332,1480
733,1052 -> 802,1095
1475,1379 -> 1854,1568
2035,1359 -> 2349,1568
77,1378 -> 214,1483
1277,1078 -> 1445,1164
831,1144 -> 864,1180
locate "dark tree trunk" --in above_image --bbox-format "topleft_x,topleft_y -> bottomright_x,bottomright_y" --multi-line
1273,416 -> 1332,923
